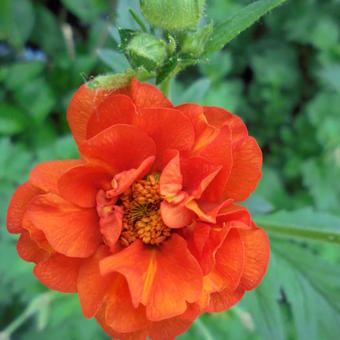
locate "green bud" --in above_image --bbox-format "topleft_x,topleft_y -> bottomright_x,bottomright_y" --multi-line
140,0 -> 205,31
126,33 -> 167,71
181,22 -> 213,57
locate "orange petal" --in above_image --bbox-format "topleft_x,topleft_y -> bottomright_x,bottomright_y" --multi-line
206,287 -> 244,313
87,94 -> 136,139
160,199 -> 194,228
7,182 -> 42,234
99,206 -> 123,252
105,276 -> 148,333
203,106 -> 248,148
176,103 -> 208,139
17,231 -> 48,263
181,157 -> 222,199
184,223 -> 230,275
58,165 -> 112,208
96,305 -> 147,340
136,108 -> 195,165
106,156 -> 155,197
148,304 -> 200,340
100,234 -> 203,321
67,84 -> 112,145
217,203 -> 251,226
30,160 -> 83,194
195,126 -> 233,202
26,193 -> 101,258
238,228 -> 270,291
34,253 -> 83,293
224,136 -> 262,202
79,124 -> 156,173
129,78 -> 172,109
78,246 -> 115,318
159,151 -> 182,197
207,228 -> 245,292
185,198 -> 233,224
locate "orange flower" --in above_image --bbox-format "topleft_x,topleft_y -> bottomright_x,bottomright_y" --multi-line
7,79 -> 269,339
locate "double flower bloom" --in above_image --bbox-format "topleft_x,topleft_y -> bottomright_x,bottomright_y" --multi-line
7,79 -> 269,340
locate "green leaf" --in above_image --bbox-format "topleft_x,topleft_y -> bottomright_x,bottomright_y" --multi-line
0,0 -> 35,48
30,5 -> 65,56
97,48 -> 130,72
61,0 -> 108,23
271,240 -> 340,340
242,256 -> 285,340
254,208 -> 340,244
0,104 -> 28,135
204,0 -> 288,55
172,78 -> 211,105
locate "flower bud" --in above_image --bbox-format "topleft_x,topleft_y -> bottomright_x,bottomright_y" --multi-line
126,33 -> 167,71
140,0 -> 205,31
181,22 -> 213,57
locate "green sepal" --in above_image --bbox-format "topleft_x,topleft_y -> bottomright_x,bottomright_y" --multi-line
126,33 -> 167,71
181,21 -> 214,57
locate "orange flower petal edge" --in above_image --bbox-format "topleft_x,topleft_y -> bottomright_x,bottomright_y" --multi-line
7,78 -> 269,340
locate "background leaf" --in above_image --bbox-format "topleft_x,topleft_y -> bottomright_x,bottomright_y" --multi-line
205,0 -> 288,54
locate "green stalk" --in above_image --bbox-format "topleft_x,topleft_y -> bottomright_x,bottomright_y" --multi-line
255,219 -> 340,244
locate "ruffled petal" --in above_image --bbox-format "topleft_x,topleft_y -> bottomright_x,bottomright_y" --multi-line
238,228 -> 270,291
30,160 -> 83,194
216,203 -> 252,226
176,103 -> 208,139
26,193 -> 101,258
17,231 -> 48,263
160,200 -> 194,229
105,276 -> 148,333
206,228 -> 245,292
184,223 -> 230,275
7,182 -> 42,234
79,124 -> 156,173
86,94 -> 136,139
99,206 -> 123,252
106,156 -> 155,197
185,198 -> 233,224
34,253 -> 83,293
206,287 -> 244,313
135,108 -> 195,166
58,165 -> 112,208
224,137 -> 262,202
67,84 -> 112,145
100,234 -> 202,321
129,78 -> 172,109
203,106 -> 248,148
159,151 -> 182,198
194,126 -> 233,202
77,246 -> 115,318
181,157 -> 222,199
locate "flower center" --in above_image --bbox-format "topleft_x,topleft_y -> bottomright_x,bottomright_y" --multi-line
118,174 -> 171,247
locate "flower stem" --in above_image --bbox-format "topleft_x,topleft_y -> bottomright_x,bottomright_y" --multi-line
159,78 -> 172,97
254,218 -> 340,244
0,292 -> 58,338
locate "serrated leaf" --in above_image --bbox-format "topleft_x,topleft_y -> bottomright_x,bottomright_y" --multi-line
97,48 -> 130,72
242,256 -> 285,340
272,240 -> 340,340
254,207 -> 340,244
205,0 -> 288,55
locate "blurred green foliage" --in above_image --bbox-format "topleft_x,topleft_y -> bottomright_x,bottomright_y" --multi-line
0,0 -> 339,339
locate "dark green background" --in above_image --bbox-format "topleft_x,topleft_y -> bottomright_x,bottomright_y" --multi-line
0,0 -> 339,339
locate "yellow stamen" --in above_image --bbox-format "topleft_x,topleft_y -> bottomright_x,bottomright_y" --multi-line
118,174 -> 171,247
